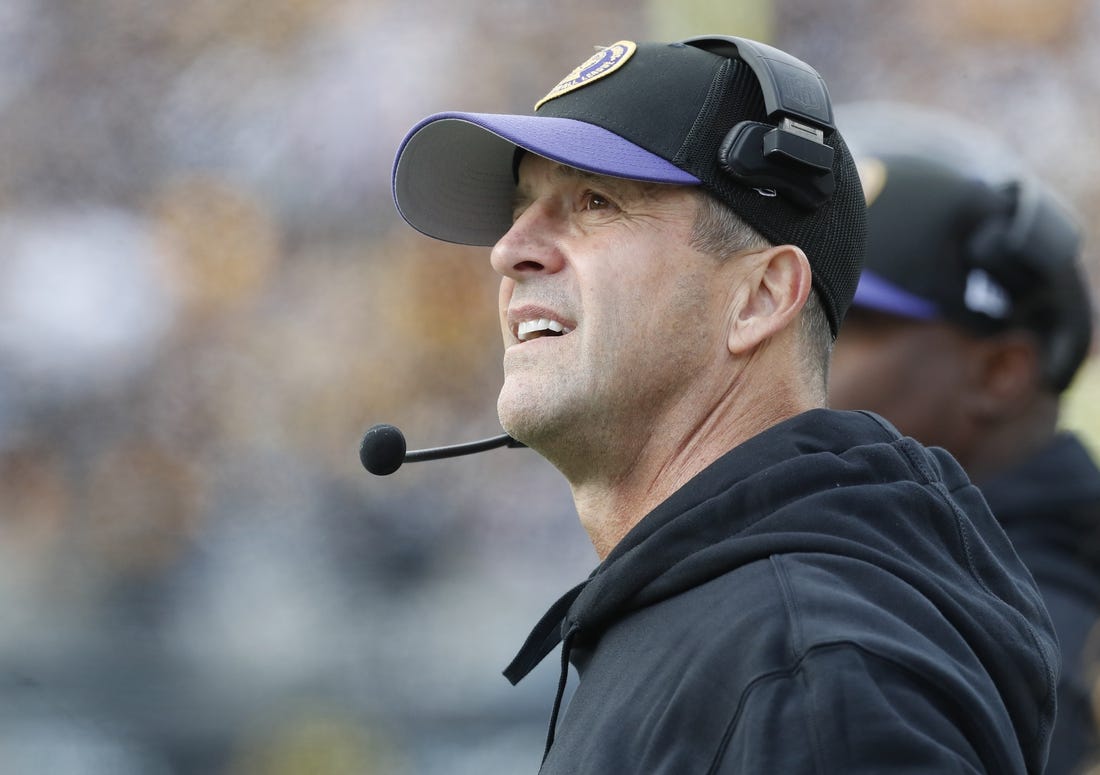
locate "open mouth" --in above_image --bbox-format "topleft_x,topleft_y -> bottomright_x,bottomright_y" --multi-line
517,318 -> 572,342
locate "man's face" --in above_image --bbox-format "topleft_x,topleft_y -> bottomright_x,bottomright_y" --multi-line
490,154 -> 732,459
829,307 -> 979,453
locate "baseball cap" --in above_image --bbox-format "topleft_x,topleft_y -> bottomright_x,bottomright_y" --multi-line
851,151 -> 1093,391
391,37 -> 867,336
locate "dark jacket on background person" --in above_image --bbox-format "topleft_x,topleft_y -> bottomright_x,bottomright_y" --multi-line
505,409 -> 1058,774
983,433 -> 1100,775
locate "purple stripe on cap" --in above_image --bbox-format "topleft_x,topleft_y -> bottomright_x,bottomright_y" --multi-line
436,112 -> 700,184
392,111 -> 700,246
852,270 -> 939,319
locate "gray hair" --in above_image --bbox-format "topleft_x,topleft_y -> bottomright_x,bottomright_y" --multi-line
690,191 -> 834,398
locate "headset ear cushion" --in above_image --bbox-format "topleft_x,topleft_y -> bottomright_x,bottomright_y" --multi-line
719,121 -> 835,210
719,121 -> 770,177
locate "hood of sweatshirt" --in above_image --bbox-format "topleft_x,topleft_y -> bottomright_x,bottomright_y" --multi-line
505,408 -> 1058,771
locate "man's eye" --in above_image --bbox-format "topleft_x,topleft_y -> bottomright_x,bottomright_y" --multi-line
582,191 -> 614,211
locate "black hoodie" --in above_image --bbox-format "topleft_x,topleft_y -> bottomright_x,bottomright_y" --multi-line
505,409 -> 1057,774
982,433 -> 1100,775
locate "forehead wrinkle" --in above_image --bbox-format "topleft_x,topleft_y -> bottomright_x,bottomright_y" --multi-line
516,156 -> 679,205
553,163 -> 660,199
515,158 -> 605,190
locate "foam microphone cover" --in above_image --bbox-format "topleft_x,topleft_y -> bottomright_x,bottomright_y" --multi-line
360,424 -> 407,476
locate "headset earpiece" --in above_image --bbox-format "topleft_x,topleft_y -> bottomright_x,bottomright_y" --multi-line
966,178 -> 1091,391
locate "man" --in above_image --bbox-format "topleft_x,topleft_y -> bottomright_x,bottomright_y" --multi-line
830,137 -> 1099,774
389,37 -> 1057,772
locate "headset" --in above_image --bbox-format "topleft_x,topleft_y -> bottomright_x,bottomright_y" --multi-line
683,35 -> 838,211
967,176 -> 1093,391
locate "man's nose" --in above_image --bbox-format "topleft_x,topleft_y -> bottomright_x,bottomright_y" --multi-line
489,200 -> 566,280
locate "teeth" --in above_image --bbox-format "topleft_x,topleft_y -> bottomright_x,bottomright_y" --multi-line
517,318 -> 570,342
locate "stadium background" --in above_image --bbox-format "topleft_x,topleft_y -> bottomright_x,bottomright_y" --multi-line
1,0 -> 1098,772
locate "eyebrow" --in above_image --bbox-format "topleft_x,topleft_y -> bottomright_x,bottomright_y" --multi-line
551,164 -> 641,195
512,160 -> 665,210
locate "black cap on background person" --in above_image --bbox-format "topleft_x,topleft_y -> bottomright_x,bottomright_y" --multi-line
847,150 -> 1092,392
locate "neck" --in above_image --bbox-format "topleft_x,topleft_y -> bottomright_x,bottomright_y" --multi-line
960,395 -> 1061,484
568,364 -> 818,559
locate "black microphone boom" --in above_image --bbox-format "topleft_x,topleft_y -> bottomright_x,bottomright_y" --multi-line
359,423 -> 525,476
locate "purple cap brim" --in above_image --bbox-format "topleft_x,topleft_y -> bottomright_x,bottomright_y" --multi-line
392,111 -> 701,246
852,269 -> 939,319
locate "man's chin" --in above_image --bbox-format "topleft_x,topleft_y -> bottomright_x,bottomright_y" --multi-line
497,401 -> 541,447
497,387 -> 561,450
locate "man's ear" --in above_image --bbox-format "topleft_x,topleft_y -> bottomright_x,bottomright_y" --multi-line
966,331 -> 1044,420
727,244 -> 813,355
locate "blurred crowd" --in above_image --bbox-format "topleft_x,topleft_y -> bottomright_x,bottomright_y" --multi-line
0,0 -> 1097,772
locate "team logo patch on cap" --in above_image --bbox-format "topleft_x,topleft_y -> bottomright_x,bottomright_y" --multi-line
534,41 -> 636,111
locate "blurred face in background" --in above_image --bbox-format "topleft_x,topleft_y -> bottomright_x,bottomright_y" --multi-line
829,307 -> 982,455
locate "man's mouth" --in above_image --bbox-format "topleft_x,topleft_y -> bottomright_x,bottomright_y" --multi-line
516,318 -> 573,342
